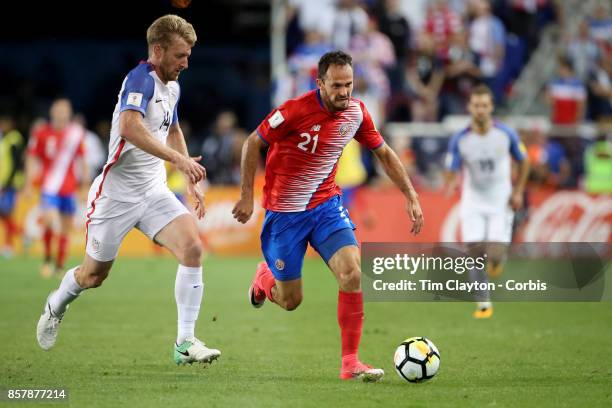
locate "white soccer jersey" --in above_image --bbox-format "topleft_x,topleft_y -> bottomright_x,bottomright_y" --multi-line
446,122 -> 526,213
91,62 -> 180,203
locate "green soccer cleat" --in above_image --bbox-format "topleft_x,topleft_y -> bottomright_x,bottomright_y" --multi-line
174,337 -> 221,365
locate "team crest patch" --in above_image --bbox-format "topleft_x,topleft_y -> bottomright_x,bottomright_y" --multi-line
91,237 -> 100,253
339,123 -> 351,136
275,259 -> 285,271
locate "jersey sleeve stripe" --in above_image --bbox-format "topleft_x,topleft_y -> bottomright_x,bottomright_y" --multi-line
256,129 -> 270,145
119,105 -> 147,117
371,140 -> 385,150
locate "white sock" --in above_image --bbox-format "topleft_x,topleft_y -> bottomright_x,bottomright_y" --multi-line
468,267 -> 491,308
175,265 -> 203,344
48,266 -> 84,316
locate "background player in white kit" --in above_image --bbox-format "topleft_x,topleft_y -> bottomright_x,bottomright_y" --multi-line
445,85 -> 530,318
36,15 -> 221,365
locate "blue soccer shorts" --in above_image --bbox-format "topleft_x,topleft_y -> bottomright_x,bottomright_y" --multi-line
40,193 -> 77,215
260,195 -> 358,281
0,188 -> 16,216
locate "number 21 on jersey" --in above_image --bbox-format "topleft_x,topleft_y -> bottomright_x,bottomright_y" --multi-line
297,132 -> 319,153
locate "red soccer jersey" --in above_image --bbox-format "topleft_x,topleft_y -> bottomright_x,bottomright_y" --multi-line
256,90 -> 384,212
27,122 -> 85,196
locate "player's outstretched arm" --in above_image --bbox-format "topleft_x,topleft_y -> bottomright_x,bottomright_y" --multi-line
167,123 -> 206,219
23,154 -> 40,198
166,122 -> 190,158
372,144 -> 424,235
119,110 -> 205,183
232,131 -> 265,224
510,155 -> 530,211
443,170 -> 459,197
77,153 -> 91,202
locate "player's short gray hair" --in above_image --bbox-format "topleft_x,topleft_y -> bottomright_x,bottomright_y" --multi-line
147,14 -> 197,49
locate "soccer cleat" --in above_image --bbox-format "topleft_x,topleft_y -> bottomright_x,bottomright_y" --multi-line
340,361 -> 385,382
174,337 -> 221,365
247,261 -> 268,308
473,307 -> 494,319
486,261 -> 504,278
36,296 -> 64,351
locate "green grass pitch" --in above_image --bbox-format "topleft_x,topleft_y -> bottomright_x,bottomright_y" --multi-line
1,256 -> 611,407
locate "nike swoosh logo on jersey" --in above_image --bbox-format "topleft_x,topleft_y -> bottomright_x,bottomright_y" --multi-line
155,99 -> 162,103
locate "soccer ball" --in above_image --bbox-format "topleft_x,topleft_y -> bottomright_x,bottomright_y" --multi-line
393,337 -> 440,383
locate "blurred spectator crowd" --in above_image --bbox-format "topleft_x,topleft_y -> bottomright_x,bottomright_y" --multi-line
0,0 -> 610,198
281,0 -> 562,121
279,0 -> 612,193
556,1 -> 612,124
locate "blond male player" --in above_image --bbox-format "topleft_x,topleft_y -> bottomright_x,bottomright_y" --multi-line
36,15 -> 220,365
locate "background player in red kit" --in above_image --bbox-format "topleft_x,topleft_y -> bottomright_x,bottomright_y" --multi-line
233,51 -> 424,381
25,98 -> 89,277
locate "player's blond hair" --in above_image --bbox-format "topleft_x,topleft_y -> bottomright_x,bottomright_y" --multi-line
147,14 -> 197,51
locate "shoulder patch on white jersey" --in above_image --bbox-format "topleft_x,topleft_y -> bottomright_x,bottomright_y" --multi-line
126,92 -> 143,108
268,110 -> 285,129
